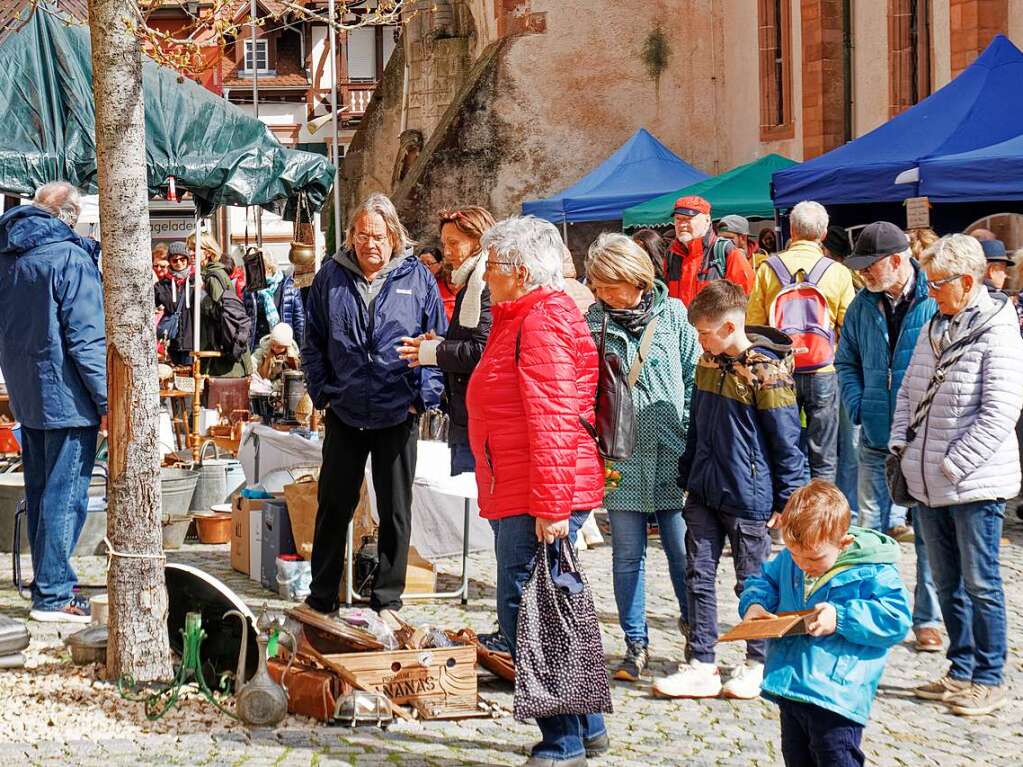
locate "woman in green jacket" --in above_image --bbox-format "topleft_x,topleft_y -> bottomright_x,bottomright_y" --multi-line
586,233 -> 700,683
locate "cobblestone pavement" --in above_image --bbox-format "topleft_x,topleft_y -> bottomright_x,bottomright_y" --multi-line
1,507 -> 1021,766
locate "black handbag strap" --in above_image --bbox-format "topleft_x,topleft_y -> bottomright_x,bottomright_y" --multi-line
904,304 -> 1002,444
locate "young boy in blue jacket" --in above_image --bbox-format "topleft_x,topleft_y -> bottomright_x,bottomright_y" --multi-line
740,480 -> 912,767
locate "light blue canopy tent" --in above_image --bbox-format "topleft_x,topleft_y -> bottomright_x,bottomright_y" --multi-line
521,128 -> 708,226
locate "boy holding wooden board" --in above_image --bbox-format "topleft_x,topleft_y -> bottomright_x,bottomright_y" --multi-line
739,480 -> 912,767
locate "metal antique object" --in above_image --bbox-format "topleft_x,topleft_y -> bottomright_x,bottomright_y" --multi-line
288,241 -> 316,270
332,690 -> 393,728
226,606 -> 296,727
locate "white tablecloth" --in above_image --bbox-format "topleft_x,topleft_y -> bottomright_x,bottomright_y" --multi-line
238,423 -> 493,560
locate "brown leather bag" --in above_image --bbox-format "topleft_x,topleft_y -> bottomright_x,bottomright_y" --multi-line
449,628 -> 515,683
200,376 -> 250,413
267,655 -> 346,722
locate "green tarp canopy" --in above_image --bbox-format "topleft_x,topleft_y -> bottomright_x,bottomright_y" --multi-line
0,3 -> 334,217
622,154 -> 796,228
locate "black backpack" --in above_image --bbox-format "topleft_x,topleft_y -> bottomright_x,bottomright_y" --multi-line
205,270 -> 251,362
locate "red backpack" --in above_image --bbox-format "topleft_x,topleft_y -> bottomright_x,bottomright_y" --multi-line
765,255 -> 836,372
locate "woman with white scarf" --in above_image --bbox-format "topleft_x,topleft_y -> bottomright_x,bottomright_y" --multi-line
399,206 -> 495,476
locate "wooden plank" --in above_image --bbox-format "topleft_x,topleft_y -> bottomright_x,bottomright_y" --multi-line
717,609 -> 816,642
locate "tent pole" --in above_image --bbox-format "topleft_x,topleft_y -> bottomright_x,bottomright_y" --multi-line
562,220 -> 568,244
328,0 -> 341,262
192,214 -> 203,462
251,0 -> 263,249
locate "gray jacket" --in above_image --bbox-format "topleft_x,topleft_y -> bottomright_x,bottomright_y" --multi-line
890,289 -> 1023,508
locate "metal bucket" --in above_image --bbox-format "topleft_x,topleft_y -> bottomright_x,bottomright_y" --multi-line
161,467 -> 199,519
190,460 -> 229,513
223,459 -> 246,500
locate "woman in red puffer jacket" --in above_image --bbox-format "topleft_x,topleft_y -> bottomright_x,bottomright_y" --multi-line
465,216 -> 607,766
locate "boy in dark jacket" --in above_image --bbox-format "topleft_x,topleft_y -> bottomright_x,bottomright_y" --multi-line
654,280 -> 805,700
740,480 -> 911,767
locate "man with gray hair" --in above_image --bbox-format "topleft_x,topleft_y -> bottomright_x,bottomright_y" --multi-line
836,221 -> 942,652
0,182 -> 104,622
301,193 -> 447,623
748,200 -> 855,482
893,233 -> 1023,716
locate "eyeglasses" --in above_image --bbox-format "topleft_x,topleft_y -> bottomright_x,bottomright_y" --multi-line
927,273 -> 964,290
354,233 -> 389,246
168,255 -> 188,264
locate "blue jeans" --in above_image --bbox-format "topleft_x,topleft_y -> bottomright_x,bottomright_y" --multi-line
856,446 -> 939,628
835,402 -> 859,513
609,509 -> 687,645
493,511 -> 606,760
21,425 -> 99,611
778,698 -> 864,767
795,371 -> 839,482
910,511 -> 942,629
855,444 -> 907,530
915,500 -> 1007,686
683,499 -> 772,663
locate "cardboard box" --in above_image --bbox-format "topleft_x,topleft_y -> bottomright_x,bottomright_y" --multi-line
323,645 -> 477,706
231,497 -> 267,575
404,546 -> 437,595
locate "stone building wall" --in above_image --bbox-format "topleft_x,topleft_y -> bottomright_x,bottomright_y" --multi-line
342,0 -> 1023,239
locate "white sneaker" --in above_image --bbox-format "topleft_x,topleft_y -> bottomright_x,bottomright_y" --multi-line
722,660 -> 764,699
652,659 -> 722,698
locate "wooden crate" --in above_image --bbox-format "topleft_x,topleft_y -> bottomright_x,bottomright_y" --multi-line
324,644 -> 477,706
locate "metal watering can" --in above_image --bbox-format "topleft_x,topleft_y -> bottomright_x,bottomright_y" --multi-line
225,606 -> 296,727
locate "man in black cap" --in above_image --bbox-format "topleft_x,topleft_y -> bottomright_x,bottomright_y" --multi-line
980,239 -> 1012,292
834,221 -> 943,652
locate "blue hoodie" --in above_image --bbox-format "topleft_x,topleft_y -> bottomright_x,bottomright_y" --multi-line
302,248 -> 447,429
739,527 -> 912,724
0,206 -> 106,429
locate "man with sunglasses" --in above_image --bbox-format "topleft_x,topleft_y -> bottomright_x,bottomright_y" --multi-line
835,221 -> 942,653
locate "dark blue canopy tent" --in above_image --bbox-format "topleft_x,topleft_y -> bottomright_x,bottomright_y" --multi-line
772,35 -> 1023,210
521,128 -> 708,224
919,133 -> 1023,201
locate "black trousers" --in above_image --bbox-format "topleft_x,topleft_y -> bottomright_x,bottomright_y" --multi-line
778,699 -> 864,767
307,409 -> 418,613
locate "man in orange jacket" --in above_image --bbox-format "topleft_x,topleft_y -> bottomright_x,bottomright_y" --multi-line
664,195 -> 754,306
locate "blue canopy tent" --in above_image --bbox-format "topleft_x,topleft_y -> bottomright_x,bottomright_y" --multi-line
772,35 -> 1023,211
919,133 -> 1023,201
521,128 -> 708,225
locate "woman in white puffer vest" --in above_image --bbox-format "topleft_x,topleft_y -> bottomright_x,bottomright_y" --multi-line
890,233 -> 1023,718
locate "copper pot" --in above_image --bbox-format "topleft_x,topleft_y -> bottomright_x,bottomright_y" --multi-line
289,241 -> 316,269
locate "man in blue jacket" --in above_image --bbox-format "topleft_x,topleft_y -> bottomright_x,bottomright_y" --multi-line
302,193 -> 446,620
0,182 -> 105,623
835,221 -> 942,652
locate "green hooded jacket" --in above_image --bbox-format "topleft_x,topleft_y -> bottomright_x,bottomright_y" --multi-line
585,282 -> 701,513
804,526 -> 901,599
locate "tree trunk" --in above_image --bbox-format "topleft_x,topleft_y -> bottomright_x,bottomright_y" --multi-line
89,0 -> 172,681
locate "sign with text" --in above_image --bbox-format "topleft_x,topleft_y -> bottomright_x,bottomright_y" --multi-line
150,217 -> 193,242
905,197 -> 931,230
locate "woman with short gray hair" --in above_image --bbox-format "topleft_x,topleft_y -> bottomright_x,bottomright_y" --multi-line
585,232 -> 700,684
891,232 -> 1023,716
466,215 -> 609,765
